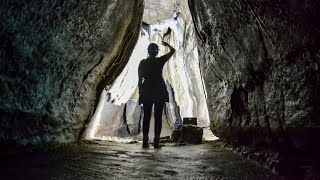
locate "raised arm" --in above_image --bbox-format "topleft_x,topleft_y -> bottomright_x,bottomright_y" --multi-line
161,41 -> 175,61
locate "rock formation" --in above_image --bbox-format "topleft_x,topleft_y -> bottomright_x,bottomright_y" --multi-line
0,0 -> 143,146
189,0 -> 320,151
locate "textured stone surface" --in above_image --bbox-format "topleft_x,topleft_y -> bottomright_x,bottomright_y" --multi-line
0,0 -> 143,146
171,124 -> 203,144
143,0 -> 178,24
189,0 -> 320,150
161,0 -> 210,127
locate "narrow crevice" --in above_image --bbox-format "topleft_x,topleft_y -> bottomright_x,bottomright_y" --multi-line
122,103 -> 131,135
165,81 -> 182,128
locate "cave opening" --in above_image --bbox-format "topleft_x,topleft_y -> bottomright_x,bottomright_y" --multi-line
82,0 -> 217,143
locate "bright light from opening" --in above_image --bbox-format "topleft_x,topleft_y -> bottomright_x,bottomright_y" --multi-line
83,7 -> 214,142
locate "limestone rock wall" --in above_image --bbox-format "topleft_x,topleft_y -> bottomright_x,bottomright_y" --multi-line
189,0 -> 320,150
83,30 -> 149,140
161,0 -> 210,127
0,0 -> 143,146
143,0 -> 178,25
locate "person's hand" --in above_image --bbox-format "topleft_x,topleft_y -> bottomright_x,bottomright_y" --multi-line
161,41 -> 170,47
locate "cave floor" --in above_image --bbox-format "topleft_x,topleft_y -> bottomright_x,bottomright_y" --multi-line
0,141 -> 276,179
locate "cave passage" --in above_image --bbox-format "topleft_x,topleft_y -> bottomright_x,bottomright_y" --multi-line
82,0 -> 215,143
2,0 -> 320,179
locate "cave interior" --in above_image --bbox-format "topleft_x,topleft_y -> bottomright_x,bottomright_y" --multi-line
0,0 -> 320,178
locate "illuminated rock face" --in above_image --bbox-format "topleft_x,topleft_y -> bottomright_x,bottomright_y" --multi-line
143,0 -> 178,25
0,0 -> 143,146
85,0 -> 210,140
189,0 -> 320,150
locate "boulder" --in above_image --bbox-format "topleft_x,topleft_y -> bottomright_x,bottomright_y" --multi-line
170,125 -> 203,144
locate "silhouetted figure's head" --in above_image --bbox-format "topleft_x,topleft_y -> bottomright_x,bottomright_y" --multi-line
148,43 -> 159,57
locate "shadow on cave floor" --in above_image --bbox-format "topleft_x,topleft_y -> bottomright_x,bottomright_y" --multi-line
0,141 -> 276,179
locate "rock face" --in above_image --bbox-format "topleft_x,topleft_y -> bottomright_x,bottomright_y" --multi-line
143,0 -> 178,24
0,0 -> 143,146
189,0 -> 320,151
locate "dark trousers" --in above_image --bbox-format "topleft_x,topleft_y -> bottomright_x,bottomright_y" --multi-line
142,102 -> 164,139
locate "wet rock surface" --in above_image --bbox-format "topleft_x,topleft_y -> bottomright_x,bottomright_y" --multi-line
0,141 -> 275,179
0,0 -> 143,146
189,0 -> 320,151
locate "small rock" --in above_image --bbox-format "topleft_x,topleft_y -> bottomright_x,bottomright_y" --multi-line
170,125 -> 203,144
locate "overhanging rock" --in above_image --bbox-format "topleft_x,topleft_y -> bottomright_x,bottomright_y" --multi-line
0,0 -> 144,147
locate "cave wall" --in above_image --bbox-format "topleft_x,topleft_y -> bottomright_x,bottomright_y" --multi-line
162,0 -> 210,127
189,0 -> 320,150
0,0 -> 143,146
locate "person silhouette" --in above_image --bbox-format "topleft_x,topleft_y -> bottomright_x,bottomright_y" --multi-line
138,41 -> 175,148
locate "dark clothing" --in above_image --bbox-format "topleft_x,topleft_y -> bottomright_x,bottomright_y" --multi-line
138,46 -> 175,141
142,102 -> 164,139
138,54 -> 172,104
